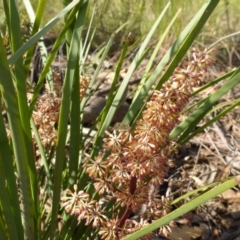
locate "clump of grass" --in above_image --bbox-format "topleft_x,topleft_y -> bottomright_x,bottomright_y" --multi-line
1,1 -> 240,240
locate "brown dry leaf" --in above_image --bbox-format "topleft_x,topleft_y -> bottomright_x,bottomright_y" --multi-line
218,164 -> 232,180
168,225 -> 202,240
189,175 -> 205,187
97,70 -> 116,84
180,168 -> 189,179
220,189 -> 240,200
219,175 -> 240,201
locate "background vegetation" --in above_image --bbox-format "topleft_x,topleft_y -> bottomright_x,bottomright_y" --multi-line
2,0 -> 240,56
25,0 -> 240,55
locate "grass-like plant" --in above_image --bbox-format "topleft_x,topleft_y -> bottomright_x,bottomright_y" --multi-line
0,0 -> 240,239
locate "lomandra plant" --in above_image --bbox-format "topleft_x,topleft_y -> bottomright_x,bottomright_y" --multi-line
1,0 -> 240,240
62,48 -> 215,239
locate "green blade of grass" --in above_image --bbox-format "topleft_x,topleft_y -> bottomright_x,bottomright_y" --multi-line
81,2 -> 98,65
0,218 -> 7,240
123,176 -> 240,240
67,60 -> 80,187
4,0 -> 39,231
170,179 -> 227,205
181,69 -> 235,115
192,69 -> 235,96
48,2 -> 87,238
0,105 -> 22,239
0,172 -> 18,239
179,98 -> 240,144
0,34 -> 35,240
170,67 -> 240,141
8,0 -> 82,66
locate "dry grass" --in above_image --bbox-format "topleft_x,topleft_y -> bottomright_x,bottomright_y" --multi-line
1,0 -> 240,47
46,1 -> 240,44
0,0 -> 240,57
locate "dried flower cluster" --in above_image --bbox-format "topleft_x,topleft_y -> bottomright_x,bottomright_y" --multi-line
32,75 -> 90,147
80,75 -> 90,100
32,92 -> 61,147
62,48 -> 215,239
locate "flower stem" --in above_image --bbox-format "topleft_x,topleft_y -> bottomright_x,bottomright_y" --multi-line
118,176 -> 137,228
